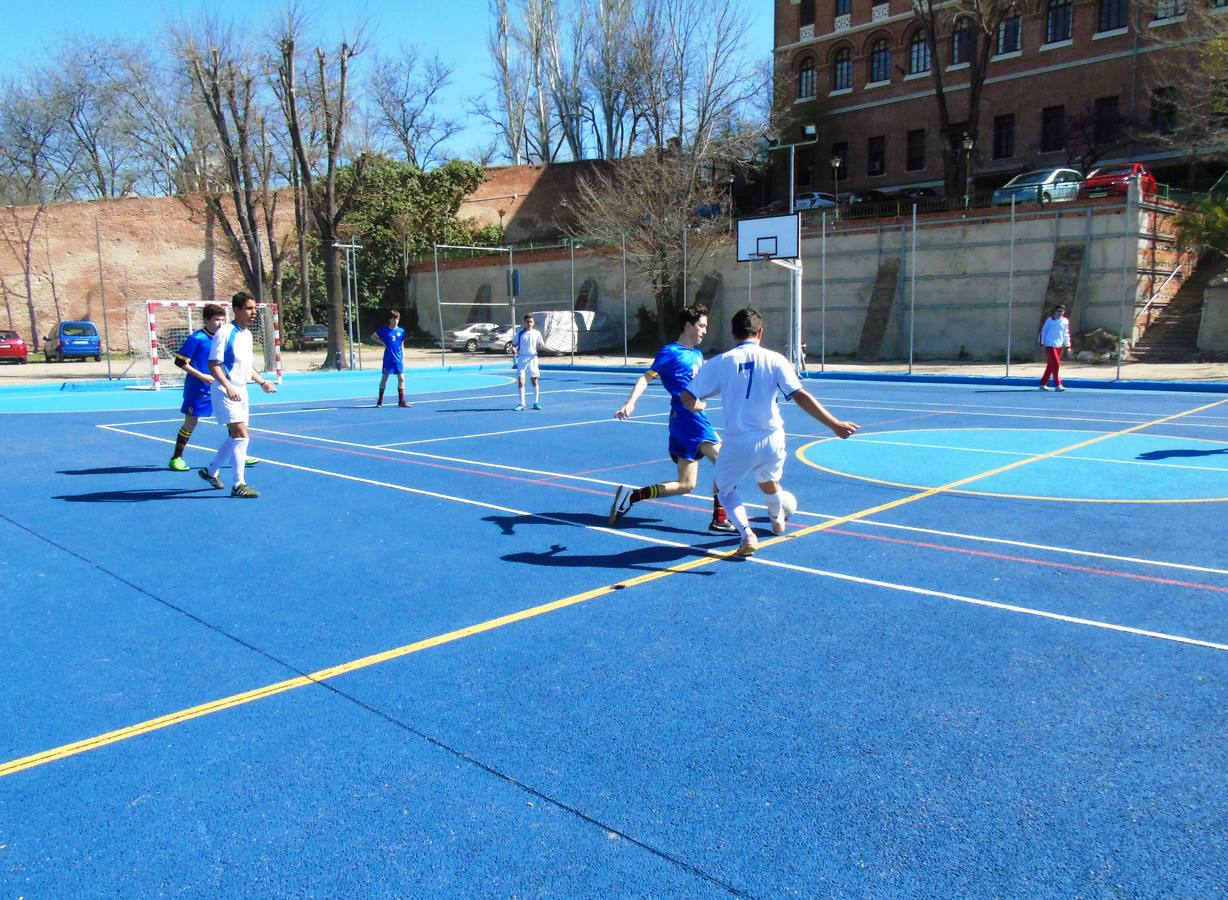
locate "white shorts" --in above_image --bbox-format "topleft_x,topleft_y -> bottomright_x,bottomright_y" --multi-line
515,358 -> 540,379
211,386 -> 250,425
713,429 -> 787,491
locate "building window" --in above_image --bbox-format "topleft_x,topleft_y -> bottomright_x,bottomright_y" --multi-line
996,15 -> 1022,54
801,0 -> 816,26
906,130 -> 926,171
832,48 -> 853,91
951,22 -> 975,65
993,114 -> 1016,159
870,39 -> 892,82
1154,0 -> 1186,18
1097,0 -> 1127,31
798,59 -> 816,99
868,135 -> 886,176
909,32 -> 931,74
1041,105 -> 1066,152
1045,0 -> 1073,43
1151,87 -> 1178,134
836,0 -> 851,15
1214,0 -> 1228,8
1094,95 -> 1120,144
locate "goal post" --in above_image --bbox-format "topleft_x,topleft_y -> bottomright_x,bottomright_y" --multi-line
144,300 -> 282,391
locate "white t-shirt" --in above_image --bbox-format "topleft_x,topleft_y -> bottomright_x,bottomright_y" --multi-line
513,327 -> 545,360
209,322 -> 255,386
686,340 -> 803,438
1038,316 -> 1071,349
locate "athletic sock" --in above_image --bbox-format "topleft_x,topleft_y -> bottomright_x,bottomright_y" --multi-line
630,484 -> 660,504
533,384 -> 540,403
173,426 -> 192,458
377,388 -> 385,404
231,438 -> 249,485
717,487 -> 753,541
206,438 -> 235,477
765,493 -> 783,518
398,386 -> 405,403
712,487 -> 723,515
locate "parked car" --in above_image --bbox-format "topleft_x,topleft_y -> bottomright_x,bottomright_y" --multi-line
44,320 -> 101,362
438,322 -> 499,352
1079,162 -> 1157,198
992,168 -> 1083,206
794,191 -> 838,210
845,189 -> 887,205
301,323 -> 328,350
894,187 -> 941,200
0,329 -> 28,364
478,324 -> 516,354
755,199 -> 788,215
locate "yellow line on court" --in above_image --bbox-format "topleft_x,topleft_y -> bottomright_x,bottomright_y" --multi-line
4,396 -> 1224,779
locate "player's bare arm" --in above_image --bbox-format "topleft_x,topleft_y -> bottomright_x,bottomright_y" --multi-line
679,389 -> 707,413
793,390 -> 858,439
174,356 -> 214,385
209,359 -> 242,401
253,373 -> 277,394
615,372 -> 656,419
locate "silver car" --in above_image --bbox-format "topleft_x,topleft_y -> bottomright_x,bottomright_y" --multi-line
992,168 -> 1083,206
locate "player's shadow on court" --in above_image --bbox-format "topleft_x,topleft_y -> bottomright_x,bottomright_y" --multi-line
54,488 -> 219,503
58,465 -> 168,476
437,407 -> 516,414
485,511 -> 720,539
1136,448 -> 1228,460
503,542 -> 716,575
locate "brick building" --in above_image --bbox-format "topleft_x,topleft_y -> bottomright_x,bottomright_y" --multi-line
771,0 -> 1212,199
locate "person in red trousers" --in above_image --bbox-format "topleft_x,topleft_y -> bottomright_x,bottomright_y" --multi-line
1038,304 -> 1072,392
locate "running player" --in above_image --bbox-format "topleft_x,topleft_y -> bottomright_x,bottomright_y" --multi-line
198,292 -> 278,498
374,309 -> 410,407
682,307 -> 858,556
167,303 -> 225,471
608,303 -> 734,533
512,313 -> 545,410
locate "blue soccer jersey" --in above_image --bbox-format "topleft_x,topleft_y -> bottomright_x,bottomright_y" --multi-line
377,325 -> 405,374
648,342 -> 719,461
175,328 -> 214,416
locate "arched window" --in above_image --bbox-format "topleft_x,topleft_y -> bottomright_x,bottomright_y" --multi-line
798,58 -> 817,99
832,48 -> 852,91
951,21 -> 976,65
870,39 -> 891,83
1045,0 -> 1073,43
909,32 -> 931,74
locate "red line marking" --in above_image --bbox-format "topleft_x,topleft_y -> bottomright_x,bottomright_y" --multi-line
827,528 -> 1228,594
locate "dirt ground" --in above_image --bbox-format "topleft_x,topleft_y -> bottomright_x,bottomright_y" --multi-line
1,348 -> 1226,386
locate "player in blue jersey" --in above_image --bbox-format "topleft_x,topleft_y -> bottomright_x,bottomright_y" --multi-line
167,303 -> 226,471
374,309 -> 410,407
609,303 -> 734,533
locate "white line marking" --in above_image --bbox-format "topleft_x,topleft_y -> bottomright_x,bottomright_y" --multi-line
95,422 -> 1228,654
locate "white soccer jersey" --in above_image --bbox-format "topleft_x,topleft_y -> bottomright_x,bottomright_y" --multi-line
513,327 -> 545,361
209,322 -> 255,385
686,340 -> 803,437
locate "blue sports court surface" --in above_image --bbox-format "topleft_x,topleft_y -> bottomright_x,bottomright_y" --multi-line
2,366 -> 1226,895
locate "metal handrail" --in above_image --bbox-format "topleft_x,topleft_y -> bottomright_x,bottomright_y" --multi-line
1136,262 -> 1184,327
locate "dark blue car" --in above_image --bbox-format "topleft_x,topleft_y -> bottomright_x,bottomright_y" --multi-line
45,320 -> 102,362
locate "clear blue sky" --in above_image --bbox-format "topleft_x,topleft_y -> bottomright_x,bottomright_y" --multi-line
4,0 -> 772,162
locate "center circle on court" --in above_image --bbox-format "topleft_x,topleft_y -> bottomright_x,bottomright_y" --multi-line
797,428 -> 1228,503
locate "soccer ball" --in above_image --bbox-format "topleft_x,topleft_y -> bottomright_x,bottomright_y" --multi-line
778,490 -> 798,519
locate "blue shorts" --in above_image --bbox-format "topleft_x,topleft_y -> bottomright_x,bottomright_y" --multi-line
667,408 -> 719,463
181,392 -> 212,417
382,361 -> 404,375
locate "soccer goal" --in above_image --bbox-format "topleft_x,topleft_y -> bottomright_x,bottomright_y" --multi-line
141,300 -> 283,391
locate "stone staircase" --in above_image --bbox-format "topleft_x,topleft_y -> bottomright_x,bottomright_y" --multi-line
1132,254 -> 1228,362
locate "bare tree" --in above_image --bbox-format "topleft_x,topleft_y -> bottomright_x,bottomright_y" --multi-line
583,0 -> 639,159
276,20 -> 366,366
368,49 -> 460,169
474,0 -> 531,164
911,0 -> 1017,198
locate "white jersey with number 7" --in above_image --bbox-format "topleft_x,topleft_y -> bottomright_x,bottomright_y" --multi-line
686,340 -> 803,437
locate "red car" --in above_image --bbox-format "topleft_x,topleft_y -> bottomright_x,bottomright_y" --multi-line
1080,163 -> 1157,198
0,329 -> 28,364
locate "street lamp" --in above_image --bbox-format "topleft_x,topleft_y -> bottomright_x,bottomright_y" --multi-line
962,133 -> 975,211
768,123 -> 819,214
830,154 -> 843,213
726,172 -> 736,231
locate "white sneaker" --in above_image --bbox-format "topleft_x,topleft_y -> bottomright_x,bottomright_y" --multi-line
1039,385 -> 1050,391
608,485 -> 633,526
1055,385 -> 1066,392
733,535 -> 758,557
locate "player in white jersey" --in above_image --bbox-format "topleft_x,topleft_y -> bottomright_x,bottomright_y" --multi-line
198,292 -> 277,498
512,313 -> 546,410
682,307 -> 858,557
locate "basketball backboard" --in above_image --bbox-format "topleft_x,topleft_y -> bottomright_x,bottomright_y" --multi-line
736,213 -> 801,262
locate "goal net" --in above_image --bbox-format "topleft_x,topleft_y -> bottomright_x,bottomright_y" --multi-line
140,300 -> 282,391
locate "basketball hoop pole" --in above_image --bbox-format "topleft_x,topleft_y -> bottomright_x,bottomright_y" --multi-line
770,256 -> 804,371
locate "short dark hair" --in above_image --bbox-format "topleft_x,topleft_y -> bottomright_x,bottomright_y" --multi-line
202,303 -> 225,319
387,309 -> 400,319
677,303 -> 709,332
523,314 -> 534,322
231,291 -> 254,309
731,307 -> 764,340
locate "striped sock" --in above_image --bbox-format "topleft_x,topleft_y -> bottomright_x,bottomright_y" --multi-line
630,484 -> 660,504
173,426 -> 191,458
